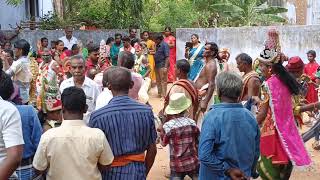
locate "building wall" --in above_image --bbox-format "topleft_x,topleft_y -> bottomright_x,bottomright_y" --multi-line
0,2 -> 26,30
0,0 -> 53,30
176,26 -> 320,64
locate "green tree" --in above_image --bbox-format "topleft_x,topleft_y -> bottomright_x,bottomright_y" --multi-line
5,0 -> 23,6
211,0 -> 287,26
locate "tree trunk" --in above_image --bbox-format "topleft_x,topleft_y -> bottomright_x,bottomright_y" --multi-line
52,0 -> 64,18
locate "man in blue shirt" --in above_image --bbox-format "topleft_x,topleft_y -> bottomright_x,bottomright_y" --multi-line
89,67 -> 157,180
15,105 -> 42,180
154,34 -> 170,98
199,72 -> 260,180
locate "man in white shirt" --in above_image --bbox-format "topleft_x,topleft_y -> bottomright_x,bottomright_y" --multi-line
95,67 -> 116,110
0,70 -> 24,179
33,86 -> 114,180
60,55 -> 101,123
5,39 -> 32,104
59,26 -> 78,50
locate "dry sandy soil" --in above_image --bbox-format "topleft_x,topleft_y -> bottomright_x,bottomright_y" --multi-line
146,87 -> 320,180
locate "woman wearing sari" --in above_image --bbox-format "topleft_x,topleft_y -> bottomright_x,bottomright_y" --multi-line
255,49 -> 311,180
164,27 -> 176,83
142,31 -> 156,83
185,34 -> 205,81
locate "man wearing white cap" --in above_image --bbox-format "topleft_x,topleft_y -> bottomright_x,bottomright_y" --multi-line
159,93 -> 200,179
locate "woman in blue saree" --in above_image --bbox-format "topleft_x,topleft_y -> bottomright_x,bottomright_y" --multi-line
185,34 -> 205,81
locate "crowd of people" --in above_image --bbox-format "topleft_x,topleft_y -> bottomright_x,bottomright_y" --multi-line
0,26 -> 320,180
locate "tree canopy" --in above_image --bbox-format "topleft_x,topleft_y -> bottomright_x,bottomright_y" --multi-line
7,0 -> 288,30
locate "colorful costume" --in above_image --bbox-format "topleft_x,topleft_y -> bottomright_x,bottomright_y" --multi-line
258,77 -> 311,179
164,35 -> 176,82
36,60 -> 62,114
256,49 -> 311,180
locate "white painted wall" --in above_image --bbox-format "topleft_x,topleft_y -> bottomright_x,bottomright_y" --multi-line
176,26 -> 320,64
307,0 -> 320,25
38,0 -> 53,17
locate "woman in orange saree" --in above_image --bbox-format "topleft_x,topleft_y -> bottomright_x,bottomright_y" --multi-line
142,31 -> 156,83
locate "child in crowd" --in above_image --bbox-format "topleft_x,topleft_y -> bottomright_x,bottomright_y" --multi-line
159,93 -> 200,179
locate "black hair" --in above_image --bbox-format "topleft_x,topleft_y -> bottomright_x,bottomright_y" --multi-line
120,51 -> 135,69
63,47 -> 68,51
165,26 -> 172,32
4,41 -> 11,46
307,50 -> 316,57
131,38 -> 139,47
56,40 -> 64,45
122,36 -> 130,42
4,49 -> 14,58
206,42 -> 219,58
142,31 -> 149,35
108,67 -> 132,92
115,33 -> 122,38
0,58 -> 3,70
61,86 -> 86,113
88,45 -> 99,54
102,66 -> 117,87
129,28 -> 136,33
272,62 -> 302,95
176,59 -> 190,74
191,34 -> 199,39
156,34 -> 164,41
0,71 -> 14,100
106,37 -> 114,45
236,53 -> 252,65
71,44 -> 79,50
14,39 -> 30,56
41,37 -> 48,43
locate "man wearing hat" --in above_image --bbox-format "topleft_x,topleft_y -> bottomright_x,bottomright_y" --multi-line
159,93 -> 200,179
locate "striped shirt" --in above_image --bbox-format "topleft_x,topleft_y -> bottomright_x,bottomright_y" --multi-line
89,96 -> 157,180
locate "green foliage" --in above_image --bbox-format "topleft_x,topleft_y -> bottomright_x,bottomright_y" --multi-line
38,0 -> 287,30
211,0 -> 287,26
143,0 -> 202,31
5,0 -> 23,6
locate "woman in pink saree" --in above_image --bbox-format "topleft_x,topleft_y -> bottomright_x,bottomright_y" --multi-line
255,49 -> 311,180
164,27 -> 176,83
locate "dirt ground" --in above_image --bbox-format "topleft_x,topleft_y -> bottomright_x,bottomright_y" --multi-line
146,87 -> 320,180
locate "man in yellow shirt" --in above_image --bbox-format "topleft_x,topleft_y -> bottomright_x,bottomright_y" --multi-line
33,87 -> 114,180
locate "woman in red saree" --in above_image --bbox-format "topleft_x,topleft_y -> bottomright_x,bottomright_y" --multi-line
164,27 -> 176,83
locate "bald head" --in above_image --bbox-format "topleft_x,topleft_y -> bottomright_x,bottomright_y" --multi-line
107,67 -> 133,94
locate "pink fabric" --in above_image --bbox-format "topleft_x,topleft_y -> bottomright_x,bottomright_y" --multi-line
267,75 -> 311,167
